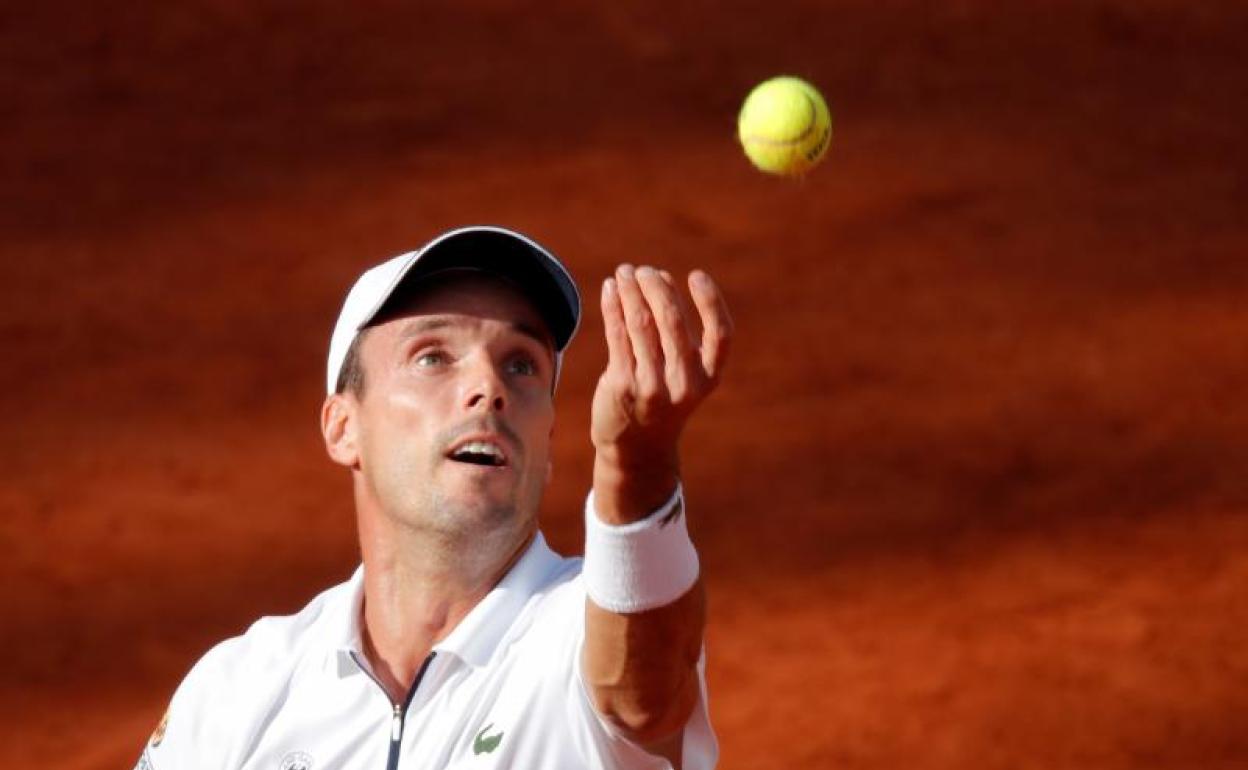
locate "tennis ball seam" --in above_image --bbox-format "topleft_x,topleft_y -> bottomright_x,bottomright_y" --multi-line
740,91 -> 820,147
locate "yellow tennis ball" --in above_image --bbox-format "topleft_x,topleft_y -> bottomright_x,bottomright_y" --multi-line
737,76 -> 832,177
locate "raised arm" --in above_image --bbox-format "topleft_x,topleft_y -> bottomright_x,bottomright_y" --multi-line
582,263 -> 732,761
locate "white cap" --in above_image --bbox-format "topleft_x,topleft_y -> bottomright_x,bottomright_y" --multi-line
326,225 -> 581,395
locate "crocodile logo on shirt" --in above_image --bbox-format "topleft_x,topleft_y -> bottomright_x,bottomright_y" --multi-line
473,723 -> 504,755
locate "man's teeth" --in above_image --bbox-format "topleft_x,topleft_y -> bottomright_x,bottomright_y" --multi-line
459,441 -> 501,457
452,442 -> 505,465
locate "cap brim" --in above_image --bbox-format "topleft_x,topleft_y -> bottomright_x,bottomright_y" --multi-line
364,226 -> 580,352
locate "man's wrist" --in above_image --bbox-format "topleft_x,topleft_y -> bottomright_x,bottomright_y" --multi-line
592,450 -> 679,525
583,484 -> 699,613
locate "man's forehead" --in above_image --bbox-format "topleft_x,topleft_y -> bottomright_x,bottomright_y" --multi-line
370,272 -> 557,350
392,314 -> 554,351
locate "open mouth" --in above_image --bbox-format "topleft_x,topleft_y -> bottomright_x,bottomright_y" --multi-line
447,440 -> 508,468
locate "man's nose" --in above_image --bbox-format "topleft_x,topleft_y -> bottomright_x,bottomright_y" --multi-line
463,361 -> 507,412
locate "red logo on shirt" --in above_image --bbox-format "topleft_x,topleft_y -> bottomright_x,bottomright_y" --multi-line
149,709 -> 169,747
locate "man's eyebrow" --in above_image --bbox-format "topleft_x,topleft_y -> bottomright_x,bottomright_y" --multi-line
510,321 -> 556,353
397,316 -> 554,352
397,317 -> 455,339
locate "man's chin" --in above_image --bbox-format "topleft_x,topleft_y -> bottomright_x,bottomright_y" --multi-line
434,489 -> 521,528
424,467 -> 541,532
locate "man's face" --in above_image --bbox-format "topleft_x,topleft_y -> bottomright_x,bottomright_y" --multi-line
346,272 -> 557,543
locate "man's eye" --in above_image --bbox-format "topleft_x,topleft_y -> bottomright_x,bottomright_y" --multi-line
507,356 -> 538,376
415,351 -> 446,367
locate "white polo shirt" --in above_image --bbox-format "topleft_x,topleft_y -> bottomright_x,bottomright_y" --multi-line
136,533 -> 717,770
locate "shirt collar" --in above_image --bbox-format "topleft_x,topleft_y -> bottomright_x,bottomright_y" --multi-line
326,565 -> 367,677
434,531 -> 562,668
327,532 -> 562,674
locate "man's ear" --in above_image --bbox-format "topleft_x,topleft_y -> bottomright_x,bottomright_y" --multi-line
321,393 -> 360,468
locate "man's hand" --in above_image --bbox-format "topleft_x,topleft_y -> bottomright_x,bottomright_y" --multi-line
591,264 -> 733,524
583,264 -> 732,759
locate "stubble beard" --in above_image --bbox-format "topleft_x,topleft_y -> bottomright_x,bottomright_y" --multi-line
423,478 -> 521,541
401,443 -> 544,544
423,417 -> 539,538
395,461 -> 542,578
369,416 -> 548,575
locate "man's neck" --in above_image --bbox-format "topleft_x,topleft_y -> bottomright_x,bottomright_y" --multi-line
356,517 -> 536,703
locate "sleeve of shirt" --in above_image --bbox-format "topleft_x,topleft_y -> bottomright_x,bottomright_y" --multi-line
133,638 -> 245,770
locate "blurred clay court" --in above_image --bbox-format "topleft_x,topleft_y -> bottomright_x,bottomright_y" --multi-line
3,2 -> 1246,767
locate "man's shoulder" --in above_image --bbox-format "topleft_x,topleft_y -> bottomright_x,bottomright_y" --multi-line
190,571 -> 356,684
525,548 -> 584,608
144,574 -> 358,764
498,552 -> 587,648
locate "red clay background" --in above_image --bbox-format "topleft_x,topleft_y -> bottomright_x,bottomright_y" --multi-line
3,2 -> 1246,767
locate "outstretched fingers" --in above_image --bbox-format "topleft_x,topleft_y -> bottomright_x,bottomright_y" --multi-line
613,264 -> 664,399
658,269 -> 700,351
599,263 -> 733,424
635,267 -> 701,403
600,276 -> 634,383
688,270 -> 733,382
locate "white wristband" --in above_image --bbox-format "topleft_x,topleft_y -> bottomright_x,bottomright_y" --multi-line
582,484 -> 700,613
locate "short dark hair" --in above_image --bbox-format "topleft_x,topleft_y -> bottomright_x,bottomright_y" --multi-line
334,329 -> 368,397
